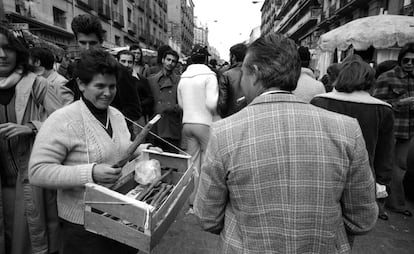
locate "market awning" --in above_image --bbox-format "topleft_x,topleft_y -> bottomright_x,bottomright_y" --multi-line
318,14 -> 414,52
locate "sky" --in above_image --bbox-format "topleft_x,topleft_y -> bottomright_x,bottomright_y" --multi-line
192,0 -> 263,61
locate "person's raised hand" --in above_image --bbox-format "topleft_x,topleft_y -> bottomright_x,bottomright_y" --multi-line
92,164 -> 122,184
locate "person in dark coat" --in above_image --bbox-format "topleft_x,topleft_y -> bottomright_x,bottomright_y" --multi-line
148,50 -> 182,152
116,50 -> 154,124
311,59 -> 394,220
372,43 -> 414,217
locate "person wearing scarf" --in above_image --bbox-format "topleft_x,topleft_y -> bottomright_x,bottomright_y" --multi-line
0,25 -> 68,254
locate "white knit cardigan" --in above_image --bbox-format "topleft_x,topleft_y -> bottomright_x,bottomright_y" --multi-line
29,100 -> 140,224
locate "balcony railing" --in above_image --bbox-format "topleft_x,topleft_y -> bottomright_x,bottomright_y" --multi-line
112,11 -> 124,27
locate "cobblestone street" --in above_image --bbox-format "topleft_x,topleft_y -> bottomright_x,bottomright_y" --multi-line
152,200 -> 414,254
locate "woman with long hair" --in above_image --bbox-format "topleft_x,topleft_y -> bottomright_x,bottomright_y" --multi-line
130,44 -> 149,78
0,24 -> 65,254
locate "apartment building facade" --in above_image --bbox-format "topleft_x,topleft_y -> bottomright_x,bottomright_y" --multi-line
1,0 -> 169,52
193,17 -> 208,46
260,0 -> 414,49
167,0 -> 194,56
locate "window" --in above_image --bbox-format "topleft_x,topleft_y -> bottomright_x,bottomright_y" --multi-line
127,8 -> 132,22
53,7 -> 66,28
115,35 -> 121,46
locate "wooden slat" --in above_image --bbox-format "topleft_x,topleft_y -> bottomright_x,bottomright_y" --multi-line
85,211 -> 151,253
144,150 -> 191,173
150,178 -> 194,248
110,160 -> 136,190
85,183 -> 153,227
152,166 -> 194,228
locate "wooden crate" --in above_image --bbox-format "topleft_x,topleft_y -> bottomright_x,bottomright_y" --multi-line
84,150 -> 193,253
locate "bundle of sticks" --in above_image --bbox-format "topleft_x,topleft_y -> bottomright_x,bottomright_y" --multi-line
126,167 -> 175,210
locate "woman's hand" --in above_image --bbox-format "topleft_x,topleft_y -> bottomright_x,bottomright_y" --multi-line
92,164 -> 122,184
0,123 -> 33,139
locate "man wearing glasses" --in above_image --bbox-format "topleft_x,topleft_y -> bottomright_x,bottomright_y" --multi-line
373,42 -> 414,218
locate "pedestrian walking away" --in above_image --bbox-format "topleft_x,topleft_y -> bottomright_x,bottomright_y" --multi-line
194,33 -> 378,254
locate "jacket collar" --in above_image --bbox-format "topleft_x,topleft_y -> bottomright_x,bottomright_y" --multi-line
153,70 -> 179,85
46,70 -> 58,82
181,64 -> 215,78
15,72 -> 37,124
314,89 -> 392,107
394,65 -> 410,79
250,92 -> 306,107
229,62 -> 242,70
301,67 -> 315,78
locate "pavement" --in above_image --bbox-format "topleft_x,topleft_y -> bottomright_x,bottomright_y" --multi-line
152,200 -> 414,254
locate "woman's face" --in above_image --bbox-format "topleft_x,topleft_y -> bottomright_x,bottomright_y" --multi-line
79,73 -> 117,110
0,33 -> 17,77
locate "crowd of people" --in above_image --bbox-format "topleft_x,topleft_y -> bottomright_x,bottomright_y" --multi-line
0,12 -> 413,254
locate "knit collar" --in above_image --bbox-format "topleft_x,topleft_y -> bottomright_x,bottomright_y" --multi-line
301,67 -> 315,78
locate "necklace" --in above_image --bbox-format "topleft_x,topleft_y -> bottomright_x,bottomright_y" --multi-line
97,114 -> 110,130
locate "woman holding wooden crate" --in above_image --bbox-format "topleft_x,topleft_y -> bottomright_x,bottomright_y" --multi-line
29,49 -> 152,254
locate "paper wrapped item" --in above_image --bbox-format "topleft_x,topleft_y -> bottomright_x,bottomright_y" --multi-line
134,159 -> 161,185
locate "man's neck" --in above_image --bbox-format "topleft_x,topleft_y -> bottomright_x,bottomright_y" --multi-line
162,68 -> 172,76
42,69 -> 53,79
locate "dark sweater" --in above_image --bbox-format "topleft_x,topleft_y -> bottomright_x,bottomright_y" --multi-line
311,91 -> 394,185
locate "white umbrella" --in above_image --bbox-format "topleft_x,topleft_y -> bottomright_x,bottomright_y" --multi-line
318,14 -> 414,52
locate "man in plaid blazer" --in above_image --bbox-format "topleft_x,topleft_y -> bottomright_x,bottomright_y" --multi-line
194,33 -> 378,253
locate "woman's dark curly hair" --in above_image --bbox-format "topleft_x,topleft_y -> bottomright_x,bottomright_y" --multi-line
75,49 -> 118,84
335,59 -> 375,93
0,24 -> 30,75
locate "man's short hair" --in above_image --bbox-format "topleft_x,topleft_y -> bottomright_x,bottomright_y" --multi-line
245,33 -> 301,91
298,46 -> 311,68
29,47 -> 55,70
398,42 -> 414,66
75,49 -> 118,84
335,60 -> 375,93
116,49 -> 135,62
157,45 -> 173,64
190,44 -> 210,64
230,43 -> 247,63
71,14 -> 104,43
163,50 -> 179,61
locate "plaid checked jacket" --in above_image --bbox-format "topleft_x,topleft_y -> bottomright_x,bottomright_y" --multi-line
194,93 -> 378,254
373,66 -> 414,139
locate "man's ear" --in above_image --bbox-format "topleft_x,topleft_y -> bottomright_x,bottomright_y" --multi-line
251,64 -> 259,86
76,78 -> 85,92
